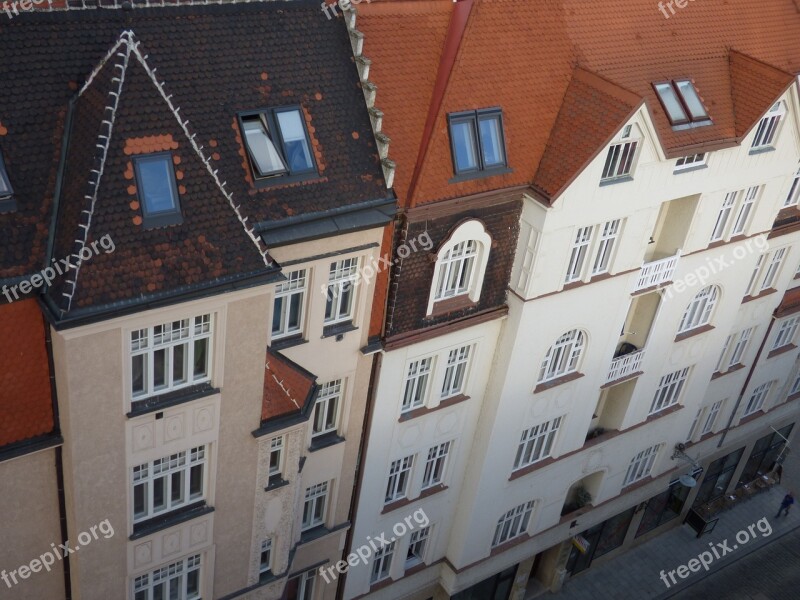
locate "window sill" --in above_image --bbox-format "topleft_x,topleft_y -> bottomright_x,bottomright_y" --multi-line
309,432 -> 345,452
321,320 -> 358,339
252,172 -> 322,190
599,174 -> 633,187
130,502 -> 213,540
674,324 -> 714,343
270,333 -> 307,351
299,525 -> 332,545
0,196 -> 17,213
381,485 -> 448,515
489,532 -> 532,557
448,166 -> 512,184
767,343 -> 797,360
533,371 -> 584,394
142,212 -> 184,230
710,363 -> 746,380
265,477 -> 290,492
673,163 -> 708,175
742,288 -> 778,304
748,146 -> 776,156
127,383 -> 219,418
427,295 -> 478,318
398,394 -> 470,423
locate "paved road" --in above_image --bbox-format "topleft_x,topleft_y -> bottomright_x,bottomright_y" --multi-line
671,525 -> 800,600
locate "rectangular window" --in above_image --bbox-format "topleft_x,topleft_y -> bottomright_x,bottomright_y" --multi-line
441,345 -> 471,399
624,444 -> 661,486
130,314 -> 212,401
591,219 -> 621,275
789,373 -> 800,396
133,152 -> 183,228
728,327 -> 753,367
492,501 -> 534,548
760,248 -> 786,291
601,137 -> 638,181
715,335 -> 733,373
312,380 -> 341,437
406,526 -> 430,567
565,226 -> 594,283
132,446 -> 207,524
513,416 -> 562,470
785,167 -> 800,207
686,408 -> 703,442
435,240 -> 478,300
370,541 -> 395,584
746,254 -> 766,296
0,150 -> 13,198
731,185 -> 759,236
239,107 -> 315,183
422,442 -> 451,489
324,258 -> 359,324
448,109 -> 507,175
675,153 -> 706,171
268,436 -> 284,483
649,368 -> 690,415
402,357 -> 433,412
133,554 -> 201,600
772,316 -> 800,350
744,382 -> 773,416
385,455 -> 414,504
259,539 -> 272,575
272,270 -> 306,339
285,570 -> 315,600
710,192 -> 736,242
701,400 -> 724,435
302,482 -> 328,531
751,101 -> 785,150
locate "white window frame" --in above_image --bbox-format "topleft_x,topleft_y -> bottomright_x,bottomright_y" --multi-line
759,248 -> 787,291
772,316 -> 800,351
538,329 -> 586,383
678,285 -> 718,333
441,345 -> 472,399
710,192 -> 737,242
675,153 -> 706,171
133,553 -> 202,600
406,526 -> 430,567
686,408 -> 703,442
401,357 -> 433,412
743,382 -> 773,416
130,314 -> 212,401
324,258 -> 359,324
370,541 -> 395,584
259,539 -> 272,575
301,481 -> 329,531
492,501 -> 534,548
565,225 -> 593,283
268,436 -> 284,482
427,220 -> 492,314
731,186 -> 760,236
385,455 -> 414,504
288,570 -> 316,600
728,327 -> 753,367
132,446 -> 207,524
784,166 -> 800,207
600,125 -> 639,182
623,444 -> 661,486
746,254 -> 767,296
591,219 -> 621,276
649,367 -> 690,415
789,372 -> 800,396
701,400 -> 724,435
421,441 -> 451,489
751,101 -> 785,151
272,269 -> 307,339
312,380 -> 342,437
513,416 -> 562,470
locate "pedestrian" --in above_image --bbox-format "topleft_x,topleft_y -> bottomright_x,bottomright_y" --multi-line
775,491 -> 794,518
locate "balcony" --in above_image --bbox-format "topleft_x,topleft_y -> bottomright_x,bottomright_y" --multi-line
634,252 -> 680,292
606,348 -> 645,385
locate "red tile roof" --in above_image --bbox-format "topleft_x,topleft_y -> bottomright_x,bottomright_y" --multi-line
0,299 -> 55,447
776,286 -> 800,318
261,348 -> 316,422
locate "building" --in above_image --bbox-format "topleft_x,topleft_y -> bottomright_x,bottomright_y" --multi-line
0,2 -> 393,598
344,1 -> 800,599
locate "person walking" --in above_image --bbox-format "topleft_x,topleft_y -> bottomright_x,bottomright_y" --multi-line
775,491 -> 794,518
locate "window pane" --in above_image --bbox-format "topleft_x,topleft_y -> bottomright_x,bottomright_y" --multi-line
288,293 -> 302,330
134,483 -> 146,518
478,115 -> 504,166
272,296 -> 285,335
132,354 -> 146,396
170,471 -> 185,505
451,120 -> 478,171
277,110 -> 314,172
189,464 -> 203,498
173,343 -> 187,385
193,339 -> 208,379
675,80 -> 708,120
243,117 -> 287,176
655,83 -> 688,123
153,477 -> 166,512
137,157 -> 178,214
153,349 -> 167,389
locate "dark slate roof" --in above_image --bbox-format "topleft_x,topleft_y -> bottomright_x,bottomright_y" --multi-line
0,2 -> 391,325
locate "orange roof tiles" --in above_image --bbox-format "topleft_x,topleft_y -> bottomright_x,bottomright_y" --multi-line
729,50 -> 795,139
261,348 -> 316,422
0,299 -> 55,447
776,286 -> 800,318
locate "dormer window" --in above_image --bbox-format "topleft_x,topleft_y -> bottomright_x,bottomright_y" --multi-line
132,153 -> 183,229
751,101 -> 785,152
239,107 -> 316,186
0,149 -> 16,212
600,124 -> 639,183
448,108 -> 508,178
654,80 -> 710,126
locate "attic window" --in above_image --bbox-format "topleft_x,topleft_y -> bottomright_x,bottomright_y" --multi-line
238,107 -> 316,187
654,80 -> 710,126
751,101 -> 785,152
448,108 -> 509,179
0,150 -> 16,212
133,153 -> 183,229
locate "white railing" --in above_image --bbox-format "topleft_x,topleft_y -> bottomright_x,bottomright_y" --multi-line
634,252 -> 680,292
606,349 -> 645,384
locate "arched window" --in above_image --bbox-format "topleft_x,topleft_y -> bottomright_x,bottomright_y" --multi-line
427,220 -> 491,314
678,285 -> 719,333
539,329 -> 586,383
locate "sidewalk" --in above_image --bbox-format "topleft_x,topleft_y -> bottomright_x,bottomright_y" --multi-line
549,453 -> 800,600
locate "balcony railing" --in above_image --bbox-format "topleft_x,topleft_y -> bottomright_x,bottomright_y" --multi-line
634,252 -> 680,292
606,348 -> 645,384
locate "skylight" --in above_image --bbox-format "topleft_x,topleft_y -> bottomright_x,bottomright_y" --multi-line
654,80 -> 710,126
133,153 -> 183,228
0,150 -> 13,198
